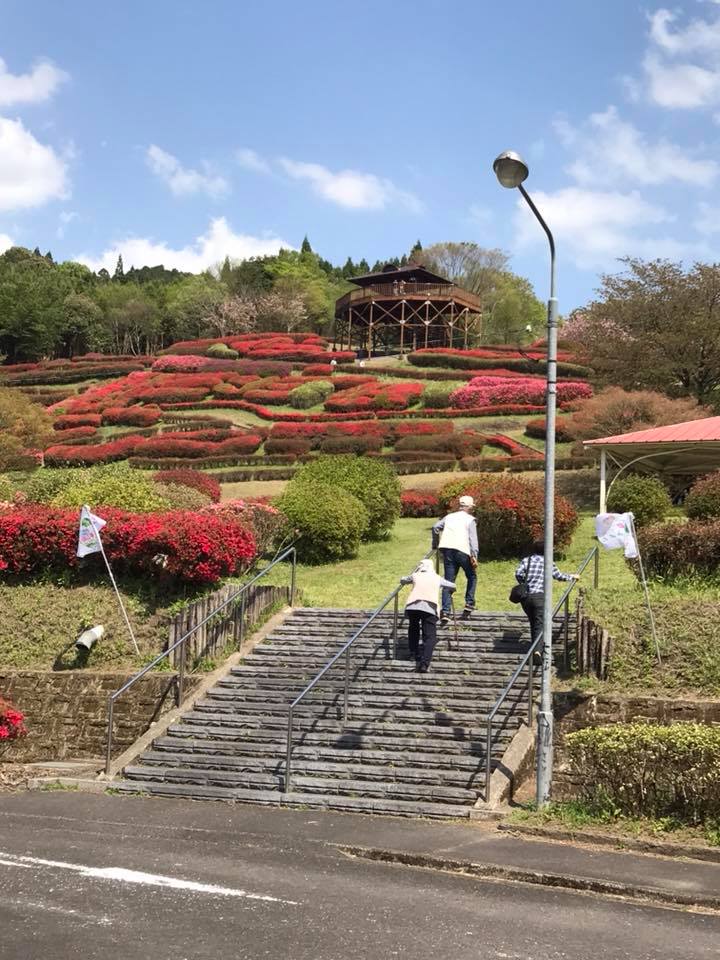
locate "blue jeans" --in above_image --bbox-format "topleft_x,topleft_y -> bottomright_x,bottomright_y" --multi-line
440,548 -> 476,615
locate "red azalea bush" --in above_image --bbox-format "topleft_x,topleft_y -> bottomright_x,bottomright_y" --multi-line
319,435 -> 384,454
302,363 -> 333,376
0,698 -> 27,742
264,437 -> 313,456
438,473 -> 578,558
44,436 -> 142,466
154,469 -> 222,502
400,489 -> 441,518
102,405 -> 162,427
685,472 -> 720,521
151,355 -> 207,372
50,425 -> 99,443
449,377 -> 592,409
638,520 -> 720,581
0,505 -> 256,585
484,434 -> 543,459
54,413 -> 102,430
201,499 -> 286,555
392,420 -> 454,438
524,417 -> 574,443
324,380 -> 423,413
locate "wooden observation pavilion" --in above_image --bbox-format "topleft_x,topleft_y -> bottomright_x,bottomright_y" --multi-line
334,262 -> 483,357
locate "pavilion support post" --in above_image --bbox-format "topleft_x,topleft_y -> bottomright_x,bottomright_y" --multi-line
400,301 -> 406,356
348,307 -> 353,355
449,302 -> 454,348
463,310 -> 469,349
600,449 -> 607,513
368,303 -> 373,358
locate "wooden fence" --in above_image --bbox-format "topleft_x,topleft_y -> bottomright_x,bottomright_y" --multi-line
574,596 -> 614,680
166,582 -> 292,668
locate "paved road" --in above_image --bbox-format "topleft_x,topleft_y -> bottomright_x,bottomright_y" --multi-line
0,793 -> 717,960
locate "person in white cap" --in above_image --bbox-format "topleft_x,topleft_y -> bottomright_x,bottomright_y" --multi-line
432,495 -> 478,624
400,558 -> 456,672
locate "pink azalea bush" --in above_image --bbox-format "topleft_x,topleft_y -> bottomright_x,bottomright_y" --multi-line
449,376 -> 592,409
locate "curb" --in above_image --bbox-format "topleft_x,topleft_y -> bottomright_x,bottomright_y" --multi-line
338,844 -> 720,913
498,822 -> 720,865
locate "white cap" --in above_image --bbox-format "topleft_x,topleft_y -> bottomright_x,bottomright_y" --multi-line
459,495 -> 475,508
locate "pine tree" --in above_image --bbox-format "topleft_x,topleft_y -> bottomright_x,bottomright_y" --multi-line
33,246 -> 42,257
358,258 -> 370,273
300,235 -> 313,254
342,257 -> 356,278
45,250 -> 54,262
400,254 -> 408,267
113,254 -> 125,281
409,240 -> 423,261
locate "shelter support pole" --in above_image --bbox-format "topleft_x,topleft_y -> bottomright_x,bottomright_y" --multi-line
600,449 -> 607,513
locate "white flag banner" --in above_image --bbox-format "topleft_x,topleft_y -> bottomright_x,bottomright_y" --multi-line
594,512 -> 638,559
77,505 -> 107,558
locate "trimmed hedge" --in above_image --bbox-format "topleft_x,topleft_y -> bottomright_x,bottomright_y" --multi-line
279,482 -> 368,563
400,490 -> 441,518
607,474 -> 671,527
290,455 -> 401,541
289,379 -> 334,409
685,471 -> 720,521
408,351 -> 593,378
566,722 -> 720,823
638,519 -> 720,581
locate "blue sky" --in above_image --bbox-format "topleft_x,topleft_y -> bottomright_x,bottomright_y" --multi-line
2,0 -> 720,310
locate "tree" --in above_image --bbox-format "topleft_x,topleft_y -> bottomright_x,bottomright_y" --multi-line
300,236 -> 313,254
409,240 -> 423,261
113,254 -> 125,282
566,387 -> 710,448
482,272 -> 545,344
60,293 -> 104,356
203,296 -> 257,337
566,258 -> 720,403
420,241 -> 509,298
0,248 -> 68,361
165,273 -> 227,341
0,386 -> 52,470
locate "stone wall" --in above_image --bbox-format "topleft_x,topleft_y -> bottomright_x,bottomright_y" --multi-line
0,671 -> 201,762
552,691 -> 720,797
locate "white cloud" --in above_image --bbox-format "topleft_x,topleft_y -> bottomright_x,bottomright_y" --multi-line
636,8 -> 720,108
0,115 -> 68,211
236,148 -> 271,174
513,187 -> 672,269
146,145 -> 228,198
468,203 -> 493,225
0,232 -> 14,254
0,57 -> 68,107
694,200 -> 720,234
278,157 -> 423,212
555,105 -> 718,185
75,217 -> 291,274
56,210 -> 78,239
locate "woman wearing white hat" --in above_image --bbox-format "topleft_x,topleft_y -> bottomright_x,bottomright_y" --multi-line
400,559 -> 456,672
432,495 -> 478,625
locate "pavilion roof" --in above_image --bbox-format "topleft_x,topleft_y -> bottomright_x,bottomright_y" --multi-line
348,262 -> 451,287
584,416 -> 720,475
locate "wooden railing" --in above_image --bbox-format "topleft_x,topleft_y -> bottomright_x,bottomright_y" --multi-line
336,283 -> 482,310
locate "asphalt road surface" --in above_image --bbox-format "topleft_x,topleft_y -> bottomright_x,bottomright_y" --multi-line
0,792 -> 717,960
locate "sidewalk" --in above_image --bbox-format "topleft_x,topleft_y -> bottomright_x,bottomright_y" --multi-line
6,790 -> 720,911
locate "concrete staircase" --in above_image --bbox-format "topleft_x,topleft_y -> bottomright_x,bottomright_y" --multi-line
115,608 -> 563,819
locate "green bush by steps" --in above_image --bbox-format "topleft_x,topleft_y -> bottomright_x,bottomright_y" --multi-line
566,722 -> 720,824
606,474 -> 671,527
279,482 -> 368,564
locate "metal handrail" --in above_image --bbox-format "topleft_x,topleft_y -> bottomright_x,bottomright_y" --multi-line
483,545 -> 599,801
284,550 -> 433,794
104,546 -> 297,774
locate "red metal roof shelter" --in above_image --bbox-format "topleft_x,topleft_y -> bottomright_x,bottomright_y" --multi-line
584,415 -> 720,511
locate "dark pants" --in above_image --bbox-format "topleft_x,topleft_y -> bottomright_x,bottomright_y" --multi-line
407,611 -> 438,668
440,548 -> 477,615
520,592 -> 544,646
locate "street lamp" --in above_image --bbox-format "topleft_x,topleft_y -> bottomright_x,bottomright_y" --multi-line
493,149 -> 558,808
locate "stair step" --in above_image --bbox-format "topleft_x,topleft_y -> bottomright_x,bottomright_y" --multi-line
111,780 -> 475,819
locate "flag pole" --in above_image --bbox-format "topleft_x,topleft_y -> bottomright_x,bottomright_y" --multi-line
86,509 -> 140,656
629,514 -> 661,668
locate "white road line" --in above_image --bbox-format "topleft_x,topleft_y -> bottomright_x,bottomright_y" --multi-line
0,852 -> 298,904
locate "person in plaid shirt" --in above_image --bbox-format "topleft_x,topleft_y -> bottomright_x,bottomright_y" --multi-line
515,540 -> 578,647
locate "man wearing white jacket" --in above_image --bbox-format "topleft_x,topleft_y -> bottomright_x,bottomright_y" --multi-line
433,495 -> 478,624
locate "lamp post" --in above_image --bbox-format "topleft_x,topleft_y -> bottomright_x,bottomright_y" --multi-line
493,149 -> 558,808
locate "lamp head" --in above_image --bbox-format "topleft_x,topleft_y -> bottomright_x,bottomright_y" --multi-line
493,151 -> 529,189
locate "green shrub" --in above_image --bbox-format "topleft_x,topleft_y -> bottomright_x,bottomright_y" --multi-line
439,473 -> 578,558
290,455 -> 400,540
421,381 -> 461,409
288,380 -> 334,410
206,343 -> 239,359
279,482 -> 368,563
638,519 -> 720,581
566,722 -> 720,824
685,471 -> 720,521
0,474 -> 13,501
606,474 -> 671,527
153,482 -> 211,510
50,463 -> 170,512
21,469 -> 83,503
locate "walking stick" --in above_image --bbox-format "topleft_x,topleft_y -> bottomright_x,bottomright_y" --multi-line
448,596 -> 459,651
